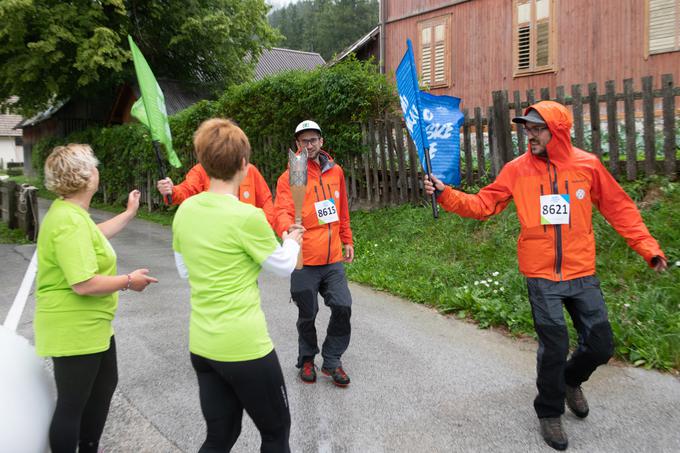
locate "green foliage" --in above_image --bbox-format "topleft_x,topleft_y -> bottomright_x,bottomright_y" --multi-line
0,0 -> 280,115
268,0 -> 378,60
0,221 -> 31,244
31,58 -> 393,204
346,179 -> 680,371
217,56 -> 393,164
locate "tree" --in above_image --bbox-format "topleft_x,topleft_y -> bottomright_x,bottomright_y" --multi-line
268,0 -> 378,61
0,0 -> 281,115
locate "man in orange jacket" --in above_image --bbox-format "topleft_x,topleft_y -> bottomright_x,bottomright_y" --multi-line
424,101 -> 667,451
157,162 -> 277,228
274,120 -> 354,387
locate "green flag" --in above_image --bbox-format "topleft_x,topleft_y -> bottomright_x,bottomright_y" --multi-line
128,35 -> 181,168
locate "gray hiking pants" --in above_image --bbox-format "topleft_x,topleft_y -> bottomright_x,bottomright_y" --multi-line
527,275 -> 614,418
290,262 -> 352,369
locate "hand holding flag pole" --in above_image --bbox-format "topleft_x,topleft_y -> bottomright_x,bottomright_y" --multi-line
128,35 -> 182,205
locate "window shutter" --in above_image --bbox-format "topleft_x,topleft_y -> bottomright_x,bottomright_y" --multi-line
517,25 -> 531,69
536,21 -> 550,66
434,24 -> 446,83
421,27 -> 432,85
649,0 -> 679,54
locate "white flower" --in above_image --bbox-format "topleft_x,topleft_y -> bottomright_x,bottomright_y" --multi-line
483,282 -> 490,287
474,281 -> 479,285
500,287 -> 504,292
624,303 -> 631,308
374,243 -> 378,247
494,281 -> 500,285
493,289 -> 498,294
492,271 -> 500,276
463,285 -> 468,290
675,261 -> 680,267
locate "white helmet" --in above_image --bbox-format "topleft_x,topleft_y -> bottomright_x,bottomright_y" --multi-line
295,120 -> 321,137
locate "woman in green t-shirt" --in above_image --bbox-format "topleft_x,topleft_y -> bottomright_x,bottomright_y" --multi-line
35,144 -> 158,453
173,119 -> 303,453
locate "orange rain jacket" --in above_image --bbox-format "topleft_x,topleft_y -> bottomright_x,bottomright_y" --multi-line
275,150 -> 353,266
437,101 -> 665,281
170,163 -> 277,228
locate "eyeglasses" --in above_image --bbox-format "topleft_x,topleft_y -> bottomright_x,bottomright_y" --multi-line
523,125 -> 549,136
298,137 -> 320,146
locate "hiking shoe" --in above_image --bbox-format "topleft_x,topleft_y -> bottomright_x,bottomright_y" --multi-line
566,385 -> 589,418
540,417 -> 568,451
299,361 -> 316,383
321,366 -> 350,387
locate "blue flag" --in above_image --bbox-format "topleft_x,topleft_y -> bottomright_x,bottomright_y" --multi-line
396,39 -> 429,158
420,92 -> 464,186
396,39 -> 464,187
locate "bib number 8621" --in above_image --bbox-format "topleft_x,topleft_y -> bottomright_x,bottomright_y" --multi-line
542,204 -> 567,215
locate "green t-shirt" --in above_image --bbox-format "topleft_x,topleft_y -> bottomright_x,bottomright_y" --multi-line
172,192 -> 278,362
34,198 -> 118,357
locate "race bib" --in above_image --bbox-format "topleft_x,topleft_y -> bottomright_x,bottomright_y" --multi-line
540,194 -> 570,225
315,198 -> 339,225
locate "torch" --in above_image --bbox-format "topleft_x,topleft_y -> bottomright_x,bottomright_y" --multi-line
289,148 -> 308,269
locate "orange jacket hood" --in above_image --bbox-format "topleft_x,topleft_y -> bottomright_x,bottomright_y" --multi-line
524,100 -> 574,168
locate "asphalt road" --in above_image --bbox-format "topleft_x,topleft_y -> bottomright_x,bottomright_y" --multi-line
1,199 -> 679,452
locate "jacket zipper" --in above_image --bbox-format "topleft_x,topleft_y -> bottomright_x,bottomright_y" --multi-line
319,174 -> 332,264
547,161 -> 563,280
540,184 -> 546,232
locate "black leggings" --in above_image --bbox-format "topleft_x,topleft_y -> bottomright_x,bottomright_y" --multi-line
191,349 -> 291,453
50,336 -> 118,453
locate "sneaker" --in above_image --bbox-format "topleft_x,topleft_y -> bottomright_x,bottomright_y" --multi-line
321,366 -> 350,387
565,385 -> 589,418
540,417 -> 568,451
299,361 -> 316,383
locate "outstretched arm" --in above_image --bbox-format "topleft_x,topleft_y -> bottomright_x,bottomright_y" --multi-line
97,190 -> 140,238
424,171 -> 513,220
591,160 -> 666,269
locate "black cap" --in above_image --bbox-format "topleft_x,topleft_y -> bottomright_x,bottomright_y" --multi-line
512,109 -> 546,125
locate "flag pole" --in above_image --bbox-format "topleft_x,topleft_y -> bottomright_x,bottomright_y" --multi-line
152,141 -> 172,205
407,39 -> 439,219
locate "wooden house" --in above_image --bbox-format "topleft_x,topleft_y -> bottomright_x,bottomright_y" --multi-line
380,0 -> 680,109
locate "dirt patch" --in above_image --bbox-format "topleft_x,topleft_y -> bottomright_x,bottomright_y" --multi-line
638,186 -> 664,210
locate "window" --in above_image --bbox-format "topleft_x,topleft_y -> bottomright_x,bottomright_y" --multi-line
647,0 -> 680,55
513,0 -> 556,76
418,15 -> 451,88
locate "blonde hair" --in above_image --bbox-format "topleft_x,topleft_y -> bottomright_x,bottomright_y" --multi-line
193,118 -> 250,181
44,144 -> 99,197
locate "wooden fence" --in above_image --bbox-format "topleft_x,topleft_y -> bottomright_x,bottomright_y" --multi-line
342,74 -> 679,208
103,74 -> 679,212
0,179 -> 39,241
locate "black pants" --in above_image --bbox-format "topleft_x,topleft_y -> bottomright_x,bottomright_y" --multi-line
50,336 -> 118,453
290,262 -> 352,369
527,276 -> 614,418
190,349 -> 291,453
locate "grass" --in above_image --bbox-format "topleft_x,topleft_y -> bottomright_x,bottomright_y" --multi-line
0,221 -> 32,244
345,177 -> 680,372
17,171 -> 680,371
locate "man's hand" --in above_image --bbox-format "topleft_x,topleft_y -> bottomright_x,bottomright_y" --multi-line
126,190 -> 141,215
282,227 -> 305,245
288,223 -> 304,233
423,174 -> 445,196
156,177 -> 174,196
343,244 -> 354,263
651,256 -> 668,273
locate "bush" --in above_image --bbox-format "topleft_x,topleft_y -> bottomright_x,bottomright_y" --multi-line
31,57 -> 394,207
